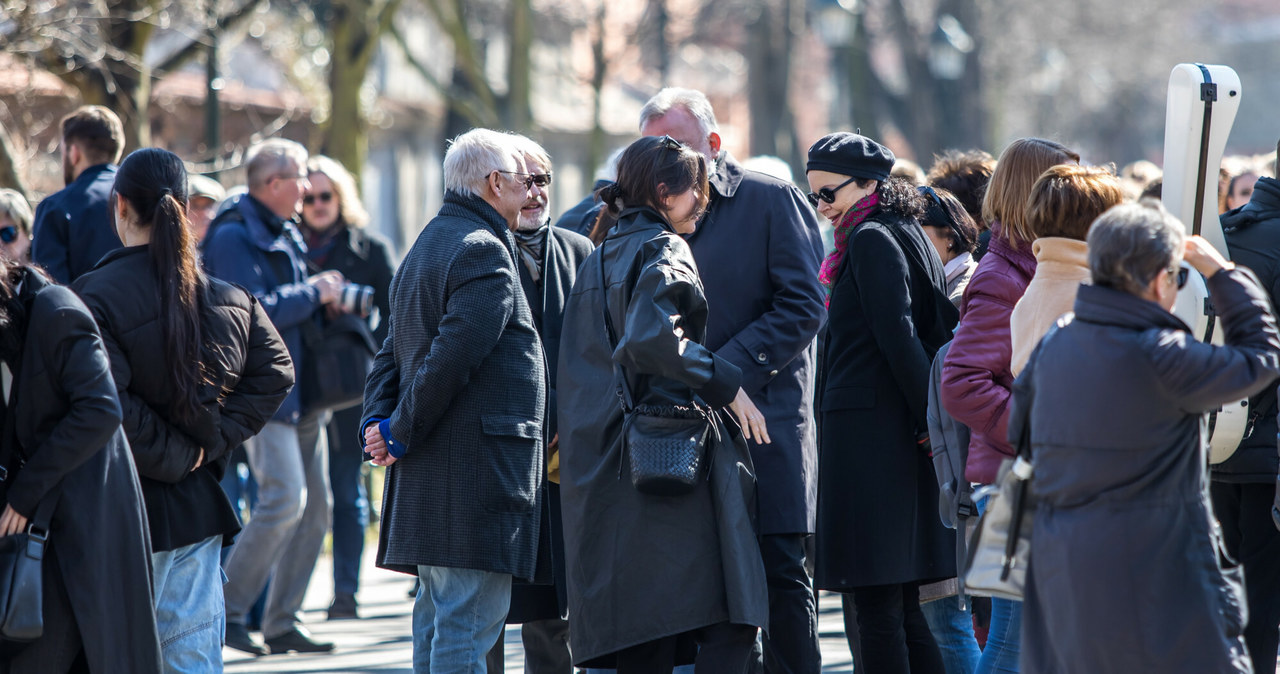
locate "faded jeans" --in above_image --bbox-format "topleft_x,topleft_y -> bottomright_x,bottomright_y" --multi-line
152,534 -> 225,673
222,413 -> 332,638
921,598 -> 981,674
414,564 -> 512,673
973,495 -> 1021,674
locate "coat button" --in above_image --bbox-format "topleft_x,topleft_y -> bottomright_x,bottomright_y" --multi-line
769,370 -> 779,377
757,352 -> 767,363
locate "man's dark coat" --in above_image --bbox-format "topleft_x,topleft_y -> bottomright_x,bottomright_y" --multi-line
30,163 -> 121,283
362,190 -> 547,580
686,152 -> 825,535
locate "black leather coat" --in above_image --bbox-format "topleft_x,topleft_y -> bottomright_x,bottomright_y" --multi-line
557,207 -> 767,665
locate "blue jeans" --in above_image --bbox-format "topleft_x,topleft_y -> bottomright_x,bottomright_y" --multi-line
973,495 -> 1021,674
152,535 -> 225,673
328,408 -> 369,596
414,565 -> 511,673
921,599 -> 981,674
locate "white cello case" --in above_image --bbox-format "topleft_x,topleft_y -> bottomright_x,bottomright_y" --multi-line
1161,63 -> 1246,464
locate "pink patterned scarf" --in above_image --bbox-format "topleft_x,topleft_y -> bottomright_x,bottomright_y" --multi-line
820,193 -> 880,303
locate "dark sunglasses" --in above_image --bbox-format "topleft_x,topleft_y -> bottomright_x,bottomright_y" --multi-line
496,171 -> 553,189
919,185 -> 942,206
303,191 -> 333,206
807,176 -> 859,207
1168,266 -> 1189,290
0,226 -> 16,244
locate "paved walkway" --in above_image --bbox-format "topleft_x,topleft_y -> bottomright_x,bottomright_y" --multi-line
224,549 -> 857,673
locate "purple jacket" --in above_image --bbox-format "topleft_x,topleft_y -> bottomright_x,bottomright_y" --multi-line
940,223 -> 1037,484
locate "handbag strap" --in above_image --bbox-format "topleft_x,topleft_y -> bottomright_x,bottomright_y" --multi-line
597,239 -> 638,414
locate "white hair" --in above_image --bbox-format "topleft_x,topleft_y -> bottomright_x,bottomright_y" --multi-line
443,128 -> 523,198
245,138 -> 309,191
741,155 -> 794,183
639,87 -> 719,137
510,134 -> 552,173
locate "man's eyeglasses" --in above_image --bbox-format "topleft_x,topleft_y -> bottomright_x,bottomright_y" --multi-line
0,226 -> 17,244
807,176 -> 859,207
303,191 -> 334,206
1168,265 -> 1190,290
269,172 -> 307,184
496,171 -> 553,189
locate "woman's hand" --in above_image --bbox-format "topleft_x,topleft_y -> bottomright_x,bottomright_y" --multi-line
1183,236 -> 1234,278
191,447 -> 205,472
729,388 -> 772,445
0,505 -> 28,537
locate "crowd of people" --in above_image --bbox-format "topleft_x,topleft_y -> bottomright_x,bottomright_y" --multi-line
0,85 -> 1278,674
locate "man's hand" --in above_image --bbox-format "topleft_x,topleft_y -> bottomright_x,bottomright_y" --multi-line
0,505 -> 28,537
308,270 -> 346,306
365,422 -> 397,467
191,447 -> 205,472
728,387 -> 772,445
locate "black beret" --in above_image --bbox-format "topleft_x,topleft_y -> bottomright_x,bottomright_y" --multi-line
806,132 -> 895,182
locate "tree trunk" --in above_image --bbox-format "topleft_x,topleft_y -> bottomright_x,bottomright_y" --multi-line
586,3 -> 608,181
0,122 -> 31,202
504,0 -> 533,132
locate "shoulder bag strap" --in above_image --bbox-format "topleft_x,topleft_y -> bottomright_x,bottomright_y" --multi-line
0,360 -> 59,536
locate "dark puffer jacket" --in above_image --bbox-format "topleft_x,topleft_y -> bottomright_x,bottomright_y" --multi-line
74,245 -> 294,551
1218,175 -> 1280,482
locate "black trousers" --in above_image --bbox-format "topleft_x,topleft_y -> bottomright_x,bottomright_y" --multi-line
486,618 -> 573,674
848,582 -> 945,674
616,621 -> 758,674
1212,481 -> 1280,674
756,533 -> 822,674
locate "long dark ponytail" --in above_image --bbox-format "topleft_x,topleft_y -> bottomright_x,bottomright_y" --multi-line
113,148 -> 211,425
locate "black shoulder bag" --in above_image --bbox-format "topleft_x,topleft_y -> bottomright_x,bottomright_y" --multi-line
598,240 -> 717,497
298,255 -> 380,414
0,362 -> 60,649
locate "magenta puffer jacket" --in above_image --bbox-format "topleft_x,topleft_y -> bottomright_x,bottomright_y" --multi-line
940,222 -> 1037,484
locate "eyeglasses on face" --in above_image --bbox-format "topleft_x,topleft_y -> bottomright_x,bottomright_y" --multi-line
0,226 -> 17,244
303,191 -> 334,206
807,176 -> 859,207
1167,265 -> 1189,290
270,172 -> 307,184
495,171 -> 553,189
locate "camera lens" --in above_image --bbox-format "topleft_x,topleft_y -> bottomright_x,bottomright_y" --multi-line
340,284 -> 375,317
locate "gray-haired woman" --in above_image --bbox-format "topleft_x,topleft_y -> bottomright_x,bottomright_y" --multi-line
1014,201 -> 1280,673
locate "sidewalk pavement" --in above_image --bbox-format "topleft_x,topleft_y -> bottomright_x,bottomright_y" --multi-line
224,549 -> 857,673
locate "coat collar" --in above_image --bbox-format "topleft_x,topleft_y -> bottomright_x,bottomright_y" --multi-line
986,221 -> 1037,280
1072,282 -> 1188,333
438,189 -> 517,253
607,206 -> 675,240
234,194 -> 308,257
1030,237 -> 1089,280
708,151 -> 745,199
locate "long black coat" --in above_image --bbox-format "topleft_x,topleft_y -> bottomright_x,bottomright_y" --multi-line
815,210 -> 956,591
1018,271 -> 1280,674
362,190 -> 546,580
688,153 -> 825,535
1218,175 -> 1280,482
1,269 -> 161,671
558,207 -> 768,666
508,224 -> 593,623
73,246 -> 294,551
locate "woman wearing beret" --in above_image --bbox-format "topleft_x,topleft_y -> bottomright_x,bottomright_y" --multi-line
808,133 -> 957,673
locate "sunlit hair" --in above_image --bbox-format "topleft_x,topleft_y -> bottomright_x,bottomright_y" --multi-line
1026,165 -> 1126,241
443,128 -> 522,198
927,149 -> 995,227
61,105 -> 124,165
983,138 -> 1080,245
0,189 -> 33,236
1088,199 -> 1185,296
245,138 -> 308,191
306,155 -> 369,228
639,88 -> 719,137
589,136 -> 709,243
510,134 -> 552,175
112,147 -> 216,426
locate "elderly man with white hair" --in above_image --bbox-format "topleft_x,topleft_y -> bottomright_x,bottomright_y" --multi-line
361,128 -> 549,672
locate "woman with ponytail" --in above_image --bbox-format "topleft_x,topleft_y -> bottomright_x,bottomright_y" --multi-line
558,135 -> 769,672
73,148 -> 294,672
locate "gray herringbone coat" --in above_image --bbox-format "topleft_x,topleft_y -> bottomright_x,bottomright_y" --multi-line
363,190 -> 547,580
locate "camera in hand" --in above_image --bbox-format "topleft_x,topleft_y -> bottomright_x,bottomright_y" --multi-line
338,283 -> 374,317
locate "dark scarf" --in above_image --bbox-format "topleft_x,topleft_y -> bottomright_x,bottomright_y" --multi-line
513,223 -> 548,284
